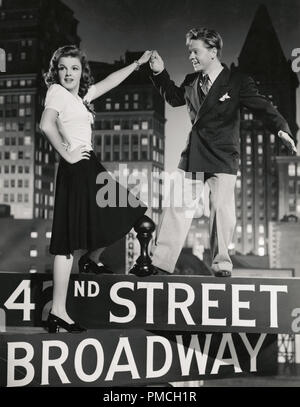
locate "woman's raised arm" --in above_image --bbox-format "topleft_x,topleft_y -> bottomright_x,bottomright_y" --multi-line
91,50 -> 152,100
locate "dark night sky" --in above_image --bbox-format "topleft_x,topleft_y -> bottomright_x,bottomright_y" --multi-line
64,0 -> 300,171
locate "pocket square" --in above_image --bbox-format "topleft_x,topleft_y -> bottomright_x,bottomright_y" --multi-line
219,92 -> 231,102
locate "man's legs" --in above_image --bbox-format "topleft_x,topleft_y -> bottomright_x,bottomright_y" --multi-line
151,170 -> 204,273
206,173 -> 237,273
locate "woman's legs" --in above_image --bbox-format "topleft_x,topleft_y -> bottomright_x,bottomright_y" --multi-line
51,254 -> 74,324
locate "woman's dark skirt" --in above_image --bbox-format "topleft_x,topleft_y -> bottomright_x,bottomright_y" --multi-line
49,152 -> 147,255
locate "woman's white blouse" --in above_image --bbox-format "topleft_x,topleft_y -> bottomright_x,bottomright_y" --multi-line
44,83 -> 96,152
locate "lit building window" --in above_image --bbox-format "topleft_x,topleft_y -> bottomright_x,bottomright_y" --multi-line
19,108 -> 25,117
236,225 -> 242,233
258,146 -> 263,155
247,224 -> 252,233
141,137 -> 148,146
133,93 -> 139,101
246,146 -> 251,155
270,134 -> 275,143
258,134 -> 263,143
236,179 -> 241,189
7,53 -> 12,61
20,80 -> 26,86
29,269 -> 37,274
105,103 -> 111,110
142,121 -> 149,130
258,247 -> 265,256
24,136 -> 31,145
246,135 -> 251,144
259,225 -> 264,234
133,103 -> 138,109
115,103 -> 120,110
30,249 -> 38,257
248,113 -> 253,120
113,124 -> 121,131
133,123 -> 139,130
46,231 -> 52,238
21,52 -> 26,60
124,103 -> 129,109
288,164 -> 296,176
124,94 -> 129,101
7,80 -> 12,87
258,237 -> 264,246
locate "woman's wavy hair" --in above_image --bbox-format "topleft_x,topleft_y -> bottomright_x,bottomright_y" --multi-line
44,45 -> 94,98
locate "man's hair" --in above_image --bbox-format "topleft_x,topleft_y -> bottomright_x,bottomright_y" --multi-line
186,28 -> 223,58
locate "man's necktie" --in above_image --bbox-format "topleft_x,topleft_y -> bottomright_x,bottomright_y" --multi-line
198,74 -> 210,106
200,74 -> 210,96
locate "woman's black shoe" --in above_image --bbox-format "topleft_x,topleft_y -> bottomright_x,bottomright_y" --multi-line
46,312 -> 86,333
78,253 -> 113,274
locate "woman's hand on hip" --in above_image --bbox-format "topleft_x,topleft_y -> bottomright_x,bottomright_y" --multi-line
65,145 -> 91,164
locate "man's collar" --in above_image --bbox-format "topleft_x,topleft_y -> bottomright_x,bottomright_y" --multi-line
205,62 -> 224,84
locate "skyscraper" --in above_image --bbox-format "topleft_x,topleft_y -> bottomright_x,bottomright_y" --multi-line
0,0 -> 80,219
268,156 -> 300,276
234,5 -> 299,255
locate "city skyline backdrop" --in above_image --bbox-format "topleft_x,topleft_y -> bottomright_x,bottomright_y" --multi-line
64,0 -> 300,171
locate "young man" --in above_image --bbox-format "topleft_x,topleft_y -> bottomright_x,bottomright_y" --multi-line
149,27 -> 296,277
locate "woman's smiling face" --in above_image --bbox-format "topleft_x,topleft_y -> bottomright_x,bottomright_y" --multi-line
57,56 -> 82,94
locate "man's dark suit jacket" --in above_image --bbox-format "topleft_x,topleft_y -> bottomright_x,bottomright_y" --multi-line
151,65 -> 292,174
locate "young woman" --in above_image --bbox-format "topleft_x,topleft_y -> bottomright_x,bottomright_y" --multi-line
40,45 -> 151,333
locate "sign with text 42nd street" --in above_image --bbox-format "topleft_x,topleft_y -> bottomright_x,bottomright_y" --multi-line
1,273 -> 300,334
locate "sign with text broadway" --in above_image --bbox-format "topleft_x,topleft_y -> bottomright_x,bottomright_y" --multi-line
0,329 -> 277,387
0,273 -> 300,334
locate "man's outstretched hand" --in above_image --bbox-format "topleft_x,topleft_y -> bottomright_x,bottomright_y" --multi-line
278,131 -> 297,154
149,50 -> 165,74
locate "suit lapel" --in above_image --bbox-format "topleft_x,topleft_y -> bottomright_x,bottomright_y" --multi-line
193,65 -> 231,124
184,73 -> 200,115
